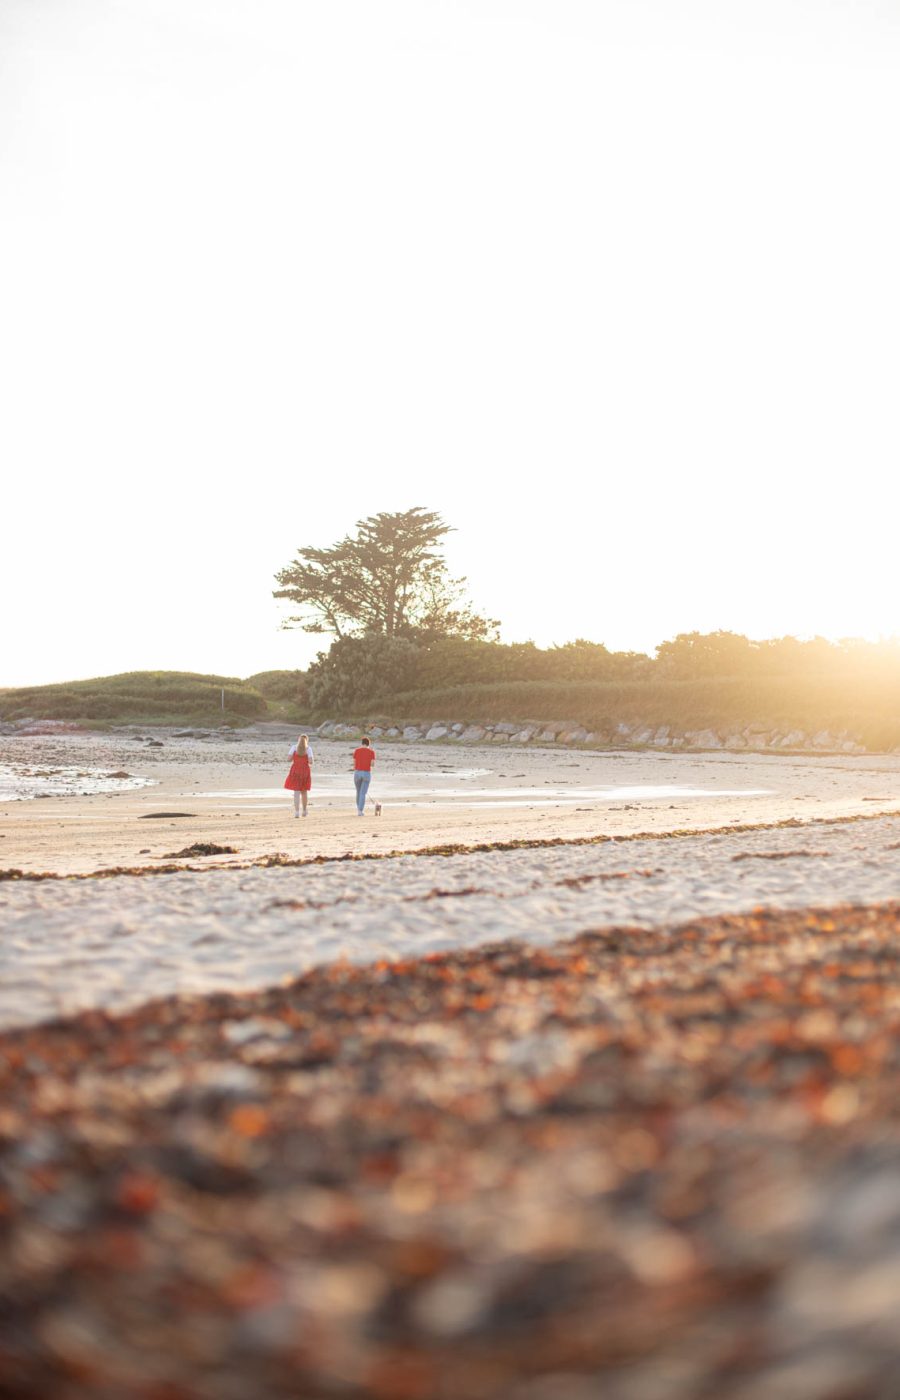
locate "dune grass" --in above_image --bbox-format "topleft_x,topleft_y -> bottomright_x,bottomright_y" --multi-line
0,672 -> 267,728
381,675 -> 900,750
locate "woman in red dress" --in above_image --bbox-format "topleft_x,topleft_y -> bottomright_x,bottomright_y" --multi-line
284,733 -> 313,817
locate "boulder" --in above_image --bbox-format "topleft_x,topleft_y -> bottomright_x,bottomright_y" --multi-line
511,730 -> 533,744
490,732 -> 509,743
460,725 -> 487,742
539,729 -> 558,742
724,734 -> 747,749
451,723 -> 464,734
425,725 -> 449,742
402,726 -> 421,741
493,722 -> 519,736
688,729 -> 722,749
385,727 -> 400,738
632,727 -> 654,745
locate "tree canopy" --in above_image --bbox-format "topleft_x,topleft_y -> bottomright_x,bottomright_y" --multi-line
274,507 -> 498,642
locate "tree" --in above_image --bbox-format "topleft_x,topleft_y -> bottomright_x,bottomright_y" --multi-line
274,507 -> 498,642
655,631 -> 759,678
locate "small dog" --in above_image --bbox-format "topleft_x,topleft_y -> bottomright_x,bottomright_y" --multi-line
374,802 -> 382,817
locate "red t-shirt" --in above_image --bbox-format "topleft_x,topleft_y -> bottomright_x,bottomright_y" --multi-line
353,746 -> 375,771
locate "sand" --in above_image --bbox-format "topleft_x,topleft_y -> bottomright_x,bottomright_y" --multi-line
2,723 -> 900,877
4,725 -> 900,1397
2,725 -> 900,1030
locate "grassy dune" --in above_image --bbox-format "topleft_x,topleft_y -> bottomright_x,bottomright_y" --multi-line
382,674 -> 900,750
0,672 -> 268,728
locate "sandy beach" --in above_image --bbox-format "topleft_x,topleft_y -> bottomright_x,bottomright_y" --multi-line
3,723 -> 900,877
4,725 -> 900,1397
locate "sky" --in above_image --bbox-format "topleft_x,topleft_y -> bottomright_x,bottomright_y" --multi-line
2,0 -> 898,686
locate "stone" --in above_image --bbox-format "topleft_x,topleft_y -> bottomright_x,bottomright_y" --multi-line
632,728 -> 654,745
558,727 -> 589,744
539,729 -> 558,742
369,726 -> 383,737
724,734 -> 747,748
493,722 -> 519,735
511,730 -> 533,744
385,728 -> 400,738
460,726 -> 487,742
688,729 -> 722,749
317,721 -> 335,736
490,732 -> 509,743
451,723 -> 464,733
425,725 -> 449,742
402,726 -> 421,741
653,726 -> 670,743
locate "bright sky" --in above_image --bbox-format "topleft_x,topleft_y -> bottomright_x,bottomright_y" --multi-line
2,0 -> 898,686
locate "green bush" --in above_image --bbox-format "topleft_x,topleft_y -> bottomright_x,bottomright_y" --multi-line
306,636 -> 420,713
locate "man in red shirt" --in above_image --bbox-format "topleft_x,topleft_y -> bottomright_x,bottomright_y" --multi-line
352,736 -> 375,815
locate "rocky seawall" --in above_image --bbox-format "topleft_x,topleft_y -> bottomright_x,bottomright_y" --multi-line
318,717 -> 875,754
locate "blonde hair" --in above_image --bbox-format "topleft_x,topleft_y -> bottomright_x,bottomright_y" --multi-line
296,734 -> 309,754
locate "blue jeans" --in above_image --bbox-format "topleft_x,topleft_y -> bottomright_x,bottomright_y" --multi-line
354,770 -> 371,813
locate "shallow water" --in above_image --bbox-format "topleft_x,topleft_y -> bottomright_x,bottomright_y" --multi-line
0,763 -> 157,802
196,780 -> 773,810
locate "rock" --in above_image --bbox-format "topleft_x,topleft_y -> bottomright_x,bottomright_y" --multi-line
451,723 -> 464,734
402,726 -> 421,741
687,729 -> 722,749
724,734 -> 747,749
493,722 -> 519,736
490,732 -> 509,743
631,728 -> 654,745
538,729 -> 558,742
369,727 -> 384,737
460,726 -> 487,742
511,730 -> 533,744
425,726 -> 449,742
385,728 -> 400,738
780,730 -> 807,748
653,726 -> 670,743
317,722 -> 335,736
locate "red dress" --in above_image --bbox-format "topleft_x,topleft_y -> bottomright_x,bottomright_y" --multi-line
284,752 -> 311,791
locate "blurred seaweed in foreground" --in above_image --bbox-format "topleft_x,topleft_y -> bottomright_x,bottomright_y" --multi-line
2,903 -> 900,1398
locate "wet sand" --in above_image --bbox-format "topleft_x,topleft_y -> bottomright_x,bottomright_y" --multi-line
2,725 -> 899,876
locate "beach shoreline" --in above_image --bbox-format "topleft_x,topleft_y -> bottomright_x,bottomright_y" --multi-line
2,726 -> 899,877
